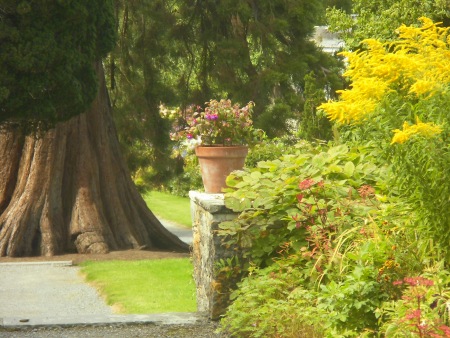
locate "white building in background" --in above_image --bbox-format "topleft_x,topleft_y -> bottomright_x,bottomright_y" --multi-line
312,26 -> 345,54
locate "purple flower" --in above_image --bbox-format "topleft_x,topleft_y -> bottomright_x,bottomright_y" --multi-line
205,113 -> 218,121
186,133 -> 193,139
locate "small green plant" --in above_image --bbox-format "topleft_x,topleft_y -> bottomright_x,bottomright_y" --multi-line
317,265 -> 387,334
219,256 -> 325,338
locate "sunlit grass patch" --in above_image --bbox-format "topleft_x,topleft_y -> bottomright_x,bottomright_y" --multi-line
143,190 -> 191,228
80,259 -> 196,313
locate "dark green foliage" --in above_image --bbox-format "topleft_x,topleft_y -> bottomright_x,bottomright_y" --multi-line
244,137 -> 294,168
325,0 -> 352,13
173,0 -> 342,135
0,1 -> 116,127
165,154 -> 203,197
109,0 -> 343,188
299,72 -> 334,141
254,101 -> 294,138
108,1 -> 177,184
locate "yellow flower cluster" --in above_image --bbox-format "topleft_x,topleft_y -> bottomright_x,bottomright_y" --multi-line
319,17 -> 447,143
391,118 -> 443,144
319,78 -> 388,123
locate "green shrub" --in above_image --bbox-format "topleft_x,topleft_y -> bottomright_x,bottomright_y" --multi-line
245,137 -> 305,168
218,20 -> 450,336
221,141 -> 384,267
317,265 -> 386,334
165,153 -> 203,196
217,140 -> 443,336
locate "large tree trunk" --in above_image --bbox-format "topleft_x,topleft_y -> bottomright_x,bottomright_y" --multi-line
0,63 -> 188,257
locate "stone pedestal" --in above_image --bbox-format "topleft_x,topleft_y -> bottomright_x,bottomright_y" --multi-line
189,191 -> 240,320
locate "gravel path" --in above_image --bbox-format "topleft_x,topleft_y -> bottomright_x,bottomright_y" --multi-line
0,263 -> 113,319
0,262 -> 227,337
0,322 -> 224,337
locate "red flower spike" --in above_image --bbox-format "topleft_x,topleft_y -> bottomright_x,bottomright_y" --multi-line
405,309 -> 421,320
358,185 -> 375,199
438,325 -> 450,336
404,276 -> 434,287
298,178 -> 315,190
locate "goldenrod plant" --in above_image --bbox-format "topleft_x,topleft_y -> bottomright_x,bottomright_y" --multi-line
320,17 -> 446,144
320,17 -> 449,255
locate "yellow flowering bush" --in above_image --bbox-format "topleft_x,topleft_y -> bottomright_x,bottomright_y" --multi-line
321,17 -> 450,257
319,17 -> 447,144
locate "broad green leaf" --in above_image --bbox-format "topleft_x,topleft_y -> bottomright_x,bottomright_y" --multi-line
344,161 -> 355,177
327,144 -> 348,158
326,164 -> 343,174
250,171 -> 262,180
346,252 -> 359,261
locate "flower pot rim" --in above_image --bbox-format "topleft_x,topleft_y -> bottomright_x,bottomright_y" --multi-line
195,144 -> 248,148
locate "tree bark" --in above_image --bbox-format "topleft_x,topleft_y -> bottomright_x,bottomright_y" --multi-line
0,62 -> 188,257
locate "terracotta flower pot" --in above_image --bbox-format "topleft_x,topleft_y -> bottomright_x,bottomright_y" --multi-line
195,145 -> 248,193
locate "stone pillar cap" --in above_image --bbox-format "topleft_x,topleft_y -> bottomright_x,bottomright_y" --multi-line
189,191 -> 233,214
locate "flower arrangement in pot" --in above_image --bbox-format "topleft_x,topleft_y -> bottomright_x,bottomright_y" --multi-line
182,99 -> 262,146
163,99 -> 263,193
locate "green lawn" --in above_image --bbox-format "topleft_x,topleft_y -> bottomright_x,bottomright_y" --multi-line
143,190 -> 192,228
80,259 -> 196,314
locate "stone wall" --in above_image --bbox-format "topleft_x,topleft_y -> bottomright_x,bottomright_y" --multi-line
189,191 -> 240,320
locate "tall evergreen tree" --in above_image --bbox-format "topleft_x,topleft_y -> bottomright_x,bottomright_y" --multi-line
109,0 -> 343,184
174,0 -> 342,135
107,1 -> 178,185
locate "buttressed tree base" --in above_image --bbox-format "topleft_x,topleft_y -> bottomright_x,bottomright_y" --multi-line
0,63 -> 188,257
